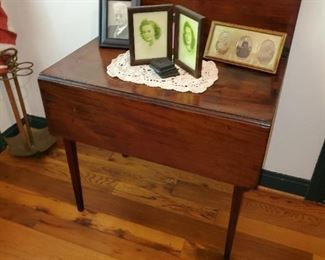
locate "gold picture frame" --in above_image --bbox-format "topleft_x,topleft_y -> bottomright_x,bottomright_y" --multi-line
204,21 -> 287,74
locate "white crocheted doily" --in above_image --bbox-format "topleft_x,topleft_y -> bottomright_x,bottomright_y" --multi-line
106,51 -> 218,93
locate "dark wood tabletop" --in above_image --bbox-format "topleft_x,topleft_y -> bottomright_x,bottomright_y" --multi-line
40,39 -> 284,127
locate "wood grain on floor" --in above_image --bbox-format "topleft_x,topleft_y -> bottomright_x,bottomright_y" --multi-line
0,142 -> 324,259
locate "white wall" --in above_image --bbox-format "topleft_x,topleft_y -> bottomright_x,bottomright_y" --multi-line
0,0 -> 98,130
1,0 -> 324,180
263,0 -> 325,180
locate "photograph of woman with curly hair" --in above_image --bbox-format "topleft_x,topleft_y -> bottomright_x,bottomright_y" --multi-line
132,10 -> 169,61
182,21 -> 195,53
139,19 -> 161,46
178,14 -> 198,70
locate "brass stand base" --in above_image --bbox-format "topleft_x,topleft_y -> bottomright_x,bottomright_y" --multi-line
4,127 -> 56,157
1,48 -> 55,157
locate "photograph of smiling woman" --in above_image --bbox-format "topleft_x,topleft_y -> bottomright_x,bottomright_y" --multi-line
183,21 -> 195,54
128,5 -> 173,65
133,13 -> 167,60
177,13 -> 199,70
174,5 -> 205,78
139,19 -> 161,46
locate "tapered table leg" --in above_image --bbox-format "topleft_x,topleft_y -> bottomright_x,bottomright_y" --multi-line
224,186 -> 246,259
63,138 -> 84,211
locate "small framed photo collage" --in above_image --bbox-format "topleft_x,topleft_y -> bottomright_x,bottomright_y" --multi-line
204,21 -> 287,74
100,1 -> 287,75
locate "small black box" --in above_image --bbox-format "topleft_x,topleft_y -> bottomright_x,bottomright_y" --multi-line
150,58 -> 175,72
157,69 -> 180,78
150,65 -> 178,75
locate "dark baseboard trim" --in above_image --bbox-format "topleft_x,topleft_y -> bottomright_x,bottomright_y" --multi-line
305,140 -> 325,203
0,135 -> 6,152
260,169 -> 310,197
0,122 -> 19,152
0,115 -> 48,152
28,114 -> 48,129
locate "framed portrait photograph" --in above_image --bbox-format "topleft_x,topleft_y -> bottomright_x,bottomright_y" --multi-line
128,4 -> 173,65
204,21 -> 287,74
174,5 -> 205,78
99,0 -> 141,48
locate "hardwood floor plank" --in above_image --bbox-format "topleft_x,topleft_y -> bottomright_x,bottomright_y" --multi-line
0,143 -> 233,194
173,179 -> 325,238
8,144 -> 322,241
231,232 -> 312,260
246,189 -> 325,218
0,161 -> 227,248
1,150 -> 220,226
0,159 -> 313,260
0,143 -> 323,259
0,217 -> 115,260
235,216 -> 325,257
0,181 -> 184,254
113,181 -> 219,224
0,196 -> 310,260
0,150 -> 117,193
179,234 -> 312,260
0,198 -> 181,260
314,255 -> 325,260
180,241 -> 224,260
104,150 -> 234,194
172,180 -> 232,210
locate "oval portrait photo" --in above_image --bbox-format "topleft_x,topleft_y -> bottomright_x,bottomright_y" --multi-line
215,31 -> 232,55
236,36 -> 252,59
257,39 -> 275,65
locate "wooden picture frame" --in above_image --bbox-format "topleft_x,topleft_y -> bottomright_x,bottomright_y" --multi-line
174,5 -> 205,78
99,0 -> 141,48
204,21 -> 287,74
128,4 -> 173,65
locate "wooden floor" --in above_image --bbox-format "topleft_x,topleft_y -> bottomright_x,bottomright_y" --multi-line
0,142 -> 324,260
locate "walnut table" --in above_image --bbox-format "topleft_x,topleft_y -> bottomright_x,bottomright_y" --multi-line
39,9 -> 299,254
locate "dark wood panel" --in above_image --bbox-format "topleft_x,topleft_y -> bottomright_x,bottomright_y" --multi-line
39,81 -> 269,188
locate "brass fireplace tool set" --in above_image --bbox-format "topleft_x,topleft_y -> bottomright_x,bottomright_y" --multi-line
0,48 -> 55,156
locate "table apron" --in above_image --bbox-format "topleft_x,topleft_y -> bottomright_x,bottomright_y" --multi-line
40,81 -> 270,188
